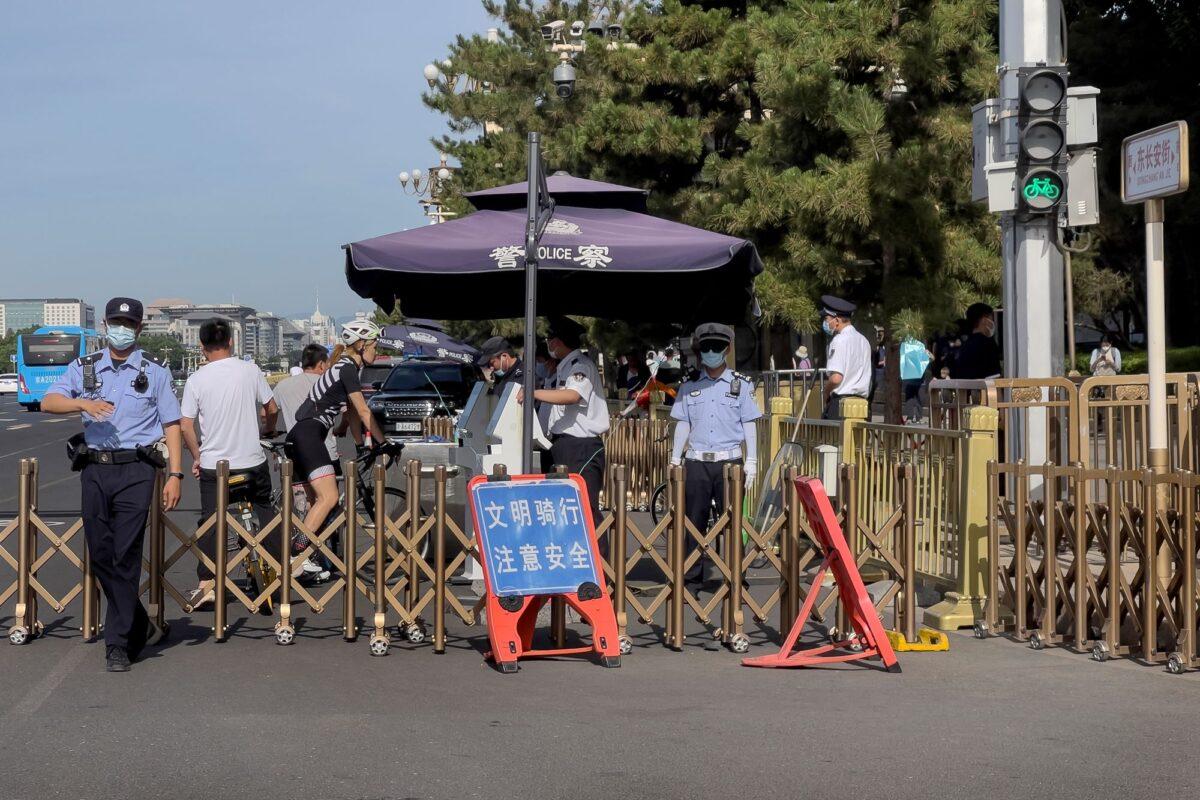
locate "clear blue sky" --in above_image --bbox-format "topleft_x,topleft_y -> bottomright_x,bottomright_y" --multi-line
0,1 -> 495,321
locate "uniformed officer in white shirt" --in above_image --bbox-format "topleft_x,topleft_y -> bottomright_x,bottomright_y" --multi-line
528,316 -> 608,522
820,294 -> 873,419
669,323 -> 762,585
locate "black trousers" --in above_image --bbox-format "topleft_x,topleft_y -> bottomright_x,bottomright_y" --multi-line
683,458 -> 742,582
81,460 -> 155,651
196,461 -> 277,580
822,393 -> 867,420
549,435 -> 605,529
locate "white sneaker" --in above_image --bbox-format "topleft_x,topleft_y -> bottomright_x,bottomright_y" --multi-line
292,557 -> 325,579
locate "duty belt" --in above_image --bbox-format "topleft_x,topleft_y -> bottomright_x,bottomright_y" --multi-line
685,448 -> 742,463
87,449 -> 141,465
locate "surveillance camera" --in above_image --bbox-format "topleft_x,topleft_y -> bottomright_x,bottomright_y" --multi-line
553,59 -> 576,99
569,20 -> 585,38
607,23 -> 623,39
587,18 -> 605,36
541,20 -> 565,40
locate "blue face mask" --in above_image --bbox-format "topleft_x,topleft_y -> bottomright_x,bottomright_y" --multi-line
107,324 -> 137,350
822,320 -> 834,336
700,350 -> 726,369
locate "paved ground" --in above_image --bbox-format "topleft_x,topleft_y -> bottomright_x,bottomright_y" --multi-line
3,394 -> 1200,800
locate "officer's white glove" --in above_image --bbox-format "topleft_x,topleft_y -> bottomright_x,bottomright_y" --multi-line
669,457 -> 682,467
744,458 -> 758,484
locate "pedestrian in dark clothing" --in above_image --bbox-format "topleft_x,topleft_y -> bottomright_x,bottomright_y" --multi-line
951,302 -> 1002,379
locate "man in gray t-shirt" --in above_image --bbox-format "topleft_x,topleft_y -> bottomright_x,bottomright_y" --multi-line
273,345 -> 339,463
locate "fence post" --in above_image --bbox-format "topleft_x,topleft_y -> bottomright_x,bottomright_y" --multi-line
148,469 -> 166,638
925,405 -> 999,631
213,460 -> 229,643
723,463 -> 746,647
668,464 -> 685,650
278,459 -> 295,642
342,461 -> 358,642
11,460 -> 37,643
433,465 -> 447,654
611,465 -> 628,644
899,464 -> 918,643
766,395 -> 794,472
838,397 -> 870,465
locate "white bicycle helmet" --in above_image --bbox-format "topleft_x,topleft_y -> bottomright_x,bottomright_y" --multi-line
341,319 -> 381,346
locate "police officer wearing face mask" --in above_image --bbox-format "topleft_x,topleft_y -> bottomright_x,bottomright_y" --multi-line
524,316 -> 608,523
670,323 -> 762,587
42,297 -> 184,672
477,335 -> 524,396
820,295 -> 873,420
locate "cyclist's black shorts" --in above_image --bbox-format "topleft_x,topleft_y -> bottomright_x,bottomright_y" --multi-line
285,418 -> 336,483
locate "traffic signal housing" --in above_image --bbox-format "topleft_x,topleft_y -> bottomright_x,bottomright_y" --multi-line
1016,66 -> 1068,216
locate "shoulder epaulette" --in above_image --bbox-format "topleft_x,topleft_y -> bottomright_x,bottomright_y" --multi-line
78,351 -> 104,366
732,371 -> 754,385
142,352 -> 166,368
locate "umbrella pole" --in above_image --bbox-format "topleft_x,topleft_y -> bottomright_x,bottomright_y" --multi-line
521,132 -> 541,473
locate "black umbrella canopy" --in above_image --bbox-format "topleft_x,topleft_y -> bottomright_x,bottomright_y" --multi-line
463,172 -> 649,213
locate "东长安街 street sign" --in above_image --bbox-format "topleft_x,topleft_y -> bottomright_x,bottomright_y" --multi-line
1122,121 -> 1189,203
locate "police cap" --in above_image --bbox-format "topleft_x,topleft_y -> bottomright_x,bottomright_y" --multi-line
820,295 -> 856,319
105,297 -> 144,324
476,335 -> 516,366
693,322 -> 734,348
545,315 -> 585,346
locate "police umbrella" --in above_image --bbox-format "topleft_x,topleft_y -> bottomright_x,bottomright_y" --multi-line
377,323 -> 479,365
343,205 -> 762,324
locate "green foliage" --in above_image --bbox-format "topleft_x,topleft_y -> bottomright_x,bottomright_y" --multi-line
138,334 -> 189,371
0,326 -> 39,371
427,0 -> 1000,344
1074,346 -> 1200,375
1067,1 -> 1200,343
371,305 -> 405,326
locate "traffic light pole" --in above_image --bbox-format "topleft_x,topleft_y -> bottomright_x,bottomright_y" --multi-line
999,0 -> 1066,469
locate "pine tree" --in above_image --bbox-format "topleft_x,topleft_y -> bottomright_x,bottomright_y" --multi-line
427,1 -> 1004,417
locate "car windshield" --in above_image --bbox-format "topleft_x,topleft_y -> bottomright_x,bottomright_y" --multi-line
360,365 -> 394,387
382,363 -> 469,393
21,334 -> 80,366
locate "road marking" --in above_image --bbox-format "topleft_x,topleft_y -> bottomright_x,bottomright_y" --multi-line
42,418 -> 68,424
6,424 -> 31,431
0,434 -> 75,460
7,643 -> 90,719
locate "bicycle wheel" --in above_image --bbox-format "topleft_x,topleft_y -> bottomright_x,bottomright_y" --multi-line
361,487 -> 430,561
650,482 -> 669,525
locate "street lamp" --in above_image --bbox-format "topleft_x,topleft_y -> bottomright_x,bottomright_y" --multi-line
398,153 -> 456,224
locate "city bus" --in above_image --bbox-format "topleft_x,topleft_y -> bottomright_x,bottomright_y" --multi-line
16,326 -> 101,410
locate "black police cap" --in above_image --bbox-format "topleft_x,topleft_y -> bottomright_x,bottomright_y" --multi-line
105,297 -> 144,324
476,335 -> 516,366
820,294 -> 856,318
545,315 -> 585,342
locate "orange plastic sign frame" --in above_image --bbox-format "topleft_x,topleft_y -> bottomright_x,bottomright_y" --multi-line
743,476 -> 900,672
468,472 -> 621,673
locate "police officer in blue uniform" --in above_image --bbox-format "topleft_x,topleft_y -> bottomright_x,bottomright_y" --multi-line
670,323 -> 762,586
43,298 -> 183,672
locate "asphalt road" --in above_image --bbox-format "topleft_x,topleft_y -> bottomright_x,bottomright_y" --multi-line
2,394 -> 1200,799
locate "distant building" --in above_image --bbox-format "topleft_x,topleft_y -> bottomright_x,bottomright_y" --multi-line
244,312 -> 286,362
290,300 -> 337,349
0,298 -> 94,334
145,302 -> 255,356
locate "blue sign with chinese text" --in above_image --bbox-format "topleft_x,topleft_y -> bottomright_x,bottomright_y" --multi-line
470,478 -> 600,597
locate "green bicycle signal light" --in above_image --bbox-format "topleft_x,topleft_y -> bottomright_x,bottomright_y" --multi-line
1020,168 -> 1065,212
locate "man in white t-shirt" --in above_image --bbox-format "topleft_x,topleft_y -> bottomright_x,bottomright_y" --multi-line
180,318 -> 278,606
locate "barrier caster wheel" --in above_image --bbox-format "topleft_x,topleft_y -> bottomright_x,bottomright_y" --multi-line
8,626 -> 29,646
973,621 -> 989,639
275,625 -> 295,646
404,623 -> 426,644
369,636 -> 390,657
618,635 -> 633,656
1166,652 -> 1185,675
728,633 -> 750,654
828,626 -> 840,643
1029,632 -> 1045,651
1091,641 -> 1110,663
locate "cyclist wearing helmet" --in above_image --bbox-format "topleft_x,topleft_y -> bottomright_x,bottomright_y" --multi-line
284,319 -> 387,568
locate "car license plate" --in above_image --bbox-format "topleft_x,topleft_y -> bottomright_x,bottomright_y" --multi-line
394,421 -> 422,432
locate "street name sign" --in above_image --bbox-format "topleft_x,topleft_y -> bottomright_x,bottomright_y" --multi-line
1122,121 -> 1189,203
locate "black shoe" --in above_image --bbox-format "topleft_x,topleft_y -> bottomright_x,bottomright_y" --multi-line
105,646 -> 131,673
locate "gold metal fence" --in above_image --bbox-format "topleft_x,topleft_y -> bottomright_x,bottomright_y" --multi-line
983,461 -> 1200,674
5,456 -> 923,653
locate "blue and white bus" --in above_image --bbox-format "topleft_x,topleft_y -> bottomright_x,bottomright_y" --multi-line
16,326 -> 101,410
